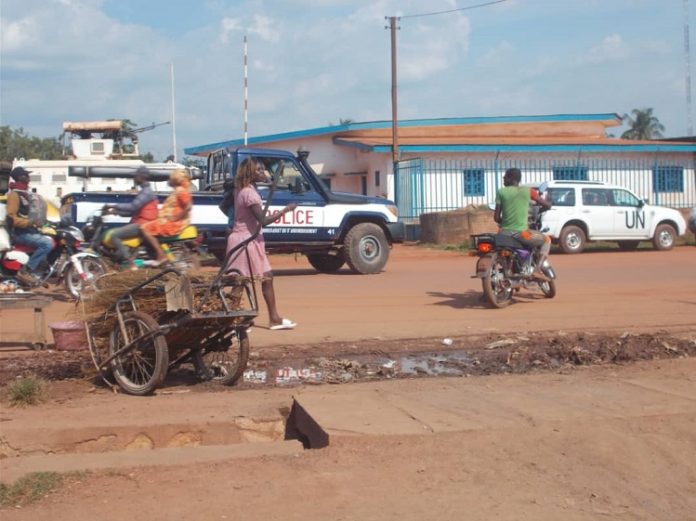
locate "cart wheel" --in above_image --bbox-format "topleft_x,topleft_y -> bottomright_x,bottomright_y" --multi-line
109,311 -> 169,395
193,327 -> 249,386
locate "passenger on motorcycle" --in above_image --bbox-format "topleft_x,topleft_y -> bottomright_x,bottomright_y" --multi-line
5,167 -> 54,286
102,166 -> 158,270
139,169 -> 193,266
494,168 -> 552,280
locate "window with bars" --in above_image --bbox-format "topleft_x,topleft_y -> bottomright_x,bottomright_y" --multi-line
652,166 -> 684,193
462,168 -> 485,196
552,166 -> 588,181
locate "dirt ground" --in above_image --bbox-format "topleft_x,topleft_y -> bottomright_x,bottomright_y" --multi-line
1,245 -> 695,519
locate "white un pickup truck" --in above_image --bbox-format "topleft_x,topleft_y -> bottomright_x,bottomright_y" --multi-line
539,180 -> 687,253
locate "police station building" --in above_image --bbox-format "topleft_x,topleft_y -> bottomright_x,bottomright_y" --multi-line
185,113 -> 696,223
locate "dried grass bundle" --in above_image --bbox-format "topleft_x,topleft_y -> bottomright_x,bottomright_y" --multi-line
78,269 -> 253,346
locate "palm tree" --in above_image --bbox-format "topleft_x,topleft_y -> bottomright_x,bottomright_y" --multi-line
621,108 -> 665,140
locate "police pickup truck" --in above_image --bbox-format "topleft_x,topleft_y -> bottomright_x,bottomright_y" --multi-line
64,147 -> 404,274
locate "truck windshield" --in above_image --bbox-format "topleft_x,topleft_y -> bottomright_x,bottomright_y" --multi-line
257,157 -> 312,192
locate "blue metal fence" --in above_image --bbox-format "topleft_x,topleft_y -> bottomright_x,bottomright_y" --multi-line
394,157 -> 696,221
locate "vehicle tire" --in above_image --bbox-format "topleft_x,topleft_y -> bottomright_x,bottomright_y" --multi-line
617,240 -> 640,251
652,223 -> 676,251
343,223 -> 389,274
192,327 -> 249,386
64,257 -> 107,299
538,279 -> 557,298
109,311 -> 168,396
481,254 -> 513,308
559,225 -> 586,254
307,252 -> 345,273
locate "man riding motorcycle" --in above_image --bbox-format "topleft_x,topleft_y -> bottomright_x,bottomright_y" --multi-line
102,166 -> 158,270
5,167 -> 54,286
493,168 -> 552,281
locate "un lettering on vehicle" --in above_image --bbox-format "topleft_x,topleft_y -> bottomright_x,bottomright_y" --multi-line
625,210 -> 646,229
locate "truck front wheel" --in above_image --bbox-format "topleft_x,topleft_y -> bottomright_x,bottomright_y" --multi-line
343,223 -> 389,274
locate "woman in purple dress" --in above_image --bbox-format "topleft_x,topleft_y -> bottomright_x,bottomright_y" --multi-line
225,158 -> 297,330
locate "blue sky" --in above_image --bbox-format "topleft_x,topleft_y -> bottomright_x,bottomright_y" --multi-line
1,0 -> 694,161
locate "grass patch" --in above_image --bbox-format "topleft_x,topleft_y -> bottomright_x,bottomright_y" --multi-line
0,472 -> 63,507
7,376 -> 45,407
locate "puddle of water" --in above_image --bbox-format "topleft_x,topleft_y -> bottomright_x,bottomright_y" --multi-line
399,352 -> 474,377
244,350 -> 476,385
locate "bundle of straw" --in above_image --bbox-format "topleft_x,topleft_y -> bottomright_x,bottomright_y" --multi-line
78,269 -> 251,343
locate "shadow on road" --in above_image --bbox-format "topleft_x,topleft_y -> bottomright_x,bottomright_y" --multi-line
427,291 -> 490,309
428,290 -> 550,309
272,268 -> 353,277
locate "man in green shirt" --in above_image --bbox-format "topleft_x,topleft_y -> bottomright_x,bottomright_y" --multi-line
494,168 -> 552,280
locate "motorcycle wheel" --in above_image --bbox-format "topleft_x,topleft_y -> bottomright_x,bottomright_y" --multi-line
481,254 -> 513,308
64,257 -> 107,299
538,279 -> 557,298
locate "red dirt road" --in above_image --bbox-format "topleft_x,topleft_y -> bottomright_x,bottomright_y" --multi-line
1,246 -> 695,520
1,245 -> 694,348
255,245 -> 696,346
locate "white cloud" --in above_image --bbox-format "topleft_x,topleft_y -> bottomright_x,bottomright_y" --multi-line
220,17 -> 241,44
476,40 -> 514,67
581,34 -> 630,64
249,15 -> 279,43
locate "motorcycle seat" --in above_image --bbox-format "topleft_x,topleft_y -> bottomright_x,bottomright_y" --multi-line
493,233 -> 526,250
158,225 -> 198,244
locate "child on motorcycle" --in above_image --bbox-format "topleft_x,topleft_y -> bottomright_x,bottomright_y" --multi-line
139,169 -> 193,266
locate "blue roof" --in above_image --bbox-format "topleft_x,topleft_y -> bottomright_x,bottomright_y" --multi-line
184,113 -> 622,155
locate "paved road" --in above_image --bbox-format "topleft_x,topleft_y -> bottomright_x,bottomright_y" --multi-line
1,245 -> 694,348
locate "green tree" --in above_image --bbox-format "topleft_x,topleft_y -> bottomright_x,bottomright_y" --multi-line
0,126 -> 64,161
621,108 -> 665,140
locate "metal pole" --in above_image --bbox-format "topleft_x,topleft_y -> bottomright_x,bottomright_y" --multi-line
170,62 -> 177,161
684,0 -> 693,136
244,35 -> 249,146
389,16 -> 399,162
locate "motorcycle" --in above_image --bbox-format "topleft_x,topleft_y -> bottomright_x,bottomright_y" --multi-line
470,205 -> 557,308
0,217 -> 106,298
82,210 -> 201,270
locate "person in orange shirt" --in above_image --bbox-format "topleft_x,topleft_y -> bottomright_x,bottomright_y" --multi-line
140,169 -> 192,265
103,166 -> 158,269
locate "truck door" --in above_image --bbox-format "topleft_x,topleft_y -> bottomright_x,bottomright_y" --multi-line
611,188 -> 649,238
581,188 -> 613,238
255,156 -> 327,244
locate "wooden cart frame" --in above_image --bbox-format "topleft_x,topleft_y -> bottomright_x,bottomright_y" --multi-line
86,235 -> 260,395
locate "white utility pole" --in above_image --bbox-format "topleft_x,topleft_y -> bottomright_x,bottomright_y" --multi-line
684,0 -> 694,136
244,35 -> 249,146
170,62 -> 178,160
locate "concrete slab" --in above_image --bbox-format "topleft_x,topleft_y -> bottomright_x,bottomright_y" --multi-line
292,360 -> 696,438
1,440 -> 303,483
1,387 -> 296,456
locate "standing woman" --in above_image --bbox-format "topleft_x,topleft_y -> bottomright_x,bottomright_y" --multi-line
226,158 -> 296,330
140,169 -> 193,265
